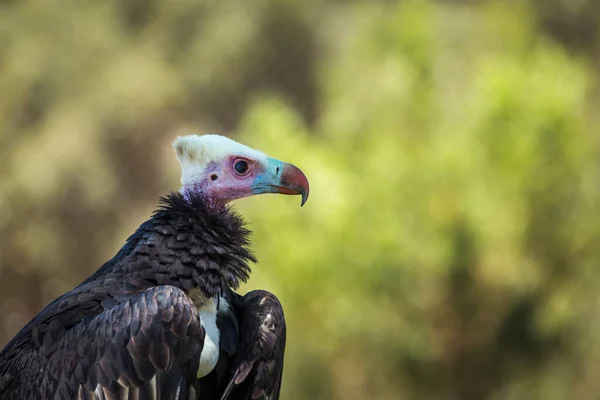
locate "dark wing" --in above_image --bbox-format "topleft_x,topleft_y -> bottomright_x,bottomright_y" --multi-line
0,285 -> 204,400
221,290 -> 286,400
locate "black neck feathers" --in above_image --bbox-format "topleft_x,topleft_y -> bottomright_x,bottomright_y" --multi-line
93,192 -> 256,298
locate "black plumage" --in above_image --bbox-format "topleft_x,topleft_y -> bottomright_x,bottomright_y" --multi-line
221,291 -> 286,400
0,192 -> 286,400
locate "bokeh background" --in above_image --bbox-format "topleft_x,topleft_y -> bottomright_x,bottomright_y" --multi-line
1,1 -> 599,399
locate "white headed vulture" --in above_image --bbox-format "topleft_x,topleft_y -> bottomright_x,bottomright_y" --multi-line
0,134 -> 309,400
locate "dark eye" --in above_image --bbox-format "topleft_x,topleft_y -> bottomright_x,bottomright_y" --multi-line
234,160 -> 249,175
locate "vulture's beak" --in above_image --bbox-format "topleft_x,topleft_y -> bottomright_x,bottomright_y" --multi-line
252,158 -> 310,206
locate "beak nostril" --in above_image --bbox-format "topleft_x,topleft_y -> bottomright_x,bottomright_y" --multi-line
276,167 -> 280,175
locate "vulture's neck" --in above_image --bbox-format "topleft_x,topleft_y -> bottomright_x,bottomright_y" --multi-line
95,192 -> 256,298
180,184 -> 225,212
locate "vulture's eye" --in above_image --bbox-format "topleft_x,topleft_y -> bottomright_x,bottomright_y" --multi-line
234,160 -> 249,175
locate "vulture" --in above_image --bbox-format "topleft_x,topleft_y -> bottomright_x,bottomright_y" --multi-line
0,134 -> 309,400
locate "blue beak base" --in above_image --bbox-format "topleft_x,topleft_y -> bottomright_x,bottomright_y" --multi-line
251,158 -> 310,206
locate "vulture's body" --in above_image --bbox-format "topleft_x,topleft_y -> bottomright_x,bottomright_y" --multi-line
0,134 -> 306,400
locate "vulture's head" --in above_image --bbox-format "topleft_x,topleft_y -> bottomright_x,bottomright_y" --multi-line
173,134 -> 309,208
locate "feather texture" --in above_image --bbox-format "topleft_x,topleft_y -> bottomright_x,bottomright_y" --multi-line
0,192 -> 256,399
219,291 -> 286,400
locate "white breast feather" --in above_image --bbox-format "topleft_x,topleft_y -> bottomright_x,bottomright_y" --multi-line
196,297 -> 229,378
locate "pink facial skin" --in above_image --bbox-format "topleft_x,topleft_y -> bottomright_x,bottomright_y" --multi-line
183,155 -> 309,210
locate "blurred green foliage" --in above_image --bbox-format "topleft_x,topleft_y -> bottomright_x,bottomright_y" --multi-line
0,0 -> 599,399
